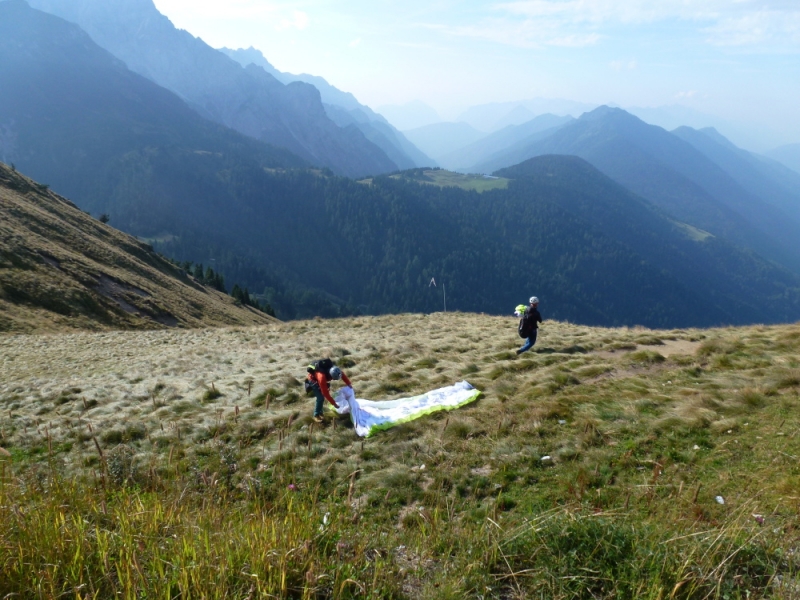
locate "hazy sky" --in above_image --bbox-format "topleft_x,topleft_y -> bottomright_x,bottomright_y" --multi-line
152,0 -> 800,143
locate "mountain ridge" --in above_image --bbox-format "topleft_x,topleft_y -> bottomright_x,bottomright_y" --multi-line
672,126 -> 800,225
219,46 -> 434,170
25,0 -> 399,178
4,4 -> 800,328
765,143 -> 800,175
474,107 -> 800,274
441,114 -> 573,171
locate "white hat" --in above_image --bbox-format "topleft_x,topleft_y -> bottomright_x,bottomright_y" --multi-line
529,296 -> 539,305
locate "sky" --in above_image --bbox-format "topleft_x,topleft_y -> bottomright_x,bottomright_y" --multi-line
151,0 -> 800,146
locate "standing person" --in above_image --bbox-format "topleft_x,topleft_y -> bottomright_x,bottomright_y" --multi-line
304,358 -> 353,423
517,296 -> 543,355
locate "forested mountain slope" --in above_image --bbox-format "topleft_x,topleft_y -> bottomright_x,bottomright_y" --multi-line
672,126 -> 800,225
473,107 -> 800,274
0,1 -> 352,319
3,2 -> 799,327
25,0 -> 398,178
0,162 -> 275,333
157,157 -> 800,328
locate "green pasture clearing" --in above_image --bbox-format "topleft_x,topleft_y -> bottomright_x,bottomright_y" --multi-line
390,168 -> 510,192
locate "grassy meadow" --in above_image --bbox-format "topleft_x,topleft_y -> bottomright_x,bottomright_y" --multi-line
1,313 -> 800,598
385,169 -> 511,192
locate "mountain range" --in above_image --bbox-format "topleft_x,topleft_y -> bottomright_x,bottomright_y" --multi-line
438,114 -> 574,171
766,144 -> 800,175
471,107 -> 800,275
0,0 -> 346,318
456,99 -> 595,133
3,0 -> 800,329
219,47 -> 433,171
24,0 -> 422,177
402,114 -> 575,171
381,98 -> 786,153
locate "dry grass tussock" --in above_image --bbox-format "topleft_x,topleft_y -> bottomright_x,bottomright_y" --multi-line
2,314 -> 800,598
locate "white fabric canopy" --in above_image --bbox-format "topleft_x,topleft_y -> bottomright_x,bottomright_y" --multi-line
334,381 -> 481,438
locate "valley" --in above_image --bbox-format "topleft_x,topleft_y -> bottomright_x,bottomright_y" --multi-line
1,0 -> 799,596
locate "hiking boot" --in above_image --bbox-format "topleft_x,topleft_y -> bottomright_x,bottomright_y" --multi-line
313,415 -> 324,424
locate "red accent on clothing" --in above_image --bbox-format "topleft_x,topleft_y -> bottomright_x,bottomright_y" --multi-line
308,370 -> 351,406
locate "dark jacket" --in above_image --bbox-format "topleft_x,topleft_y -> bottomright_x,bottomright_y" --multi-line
525,306 -> 543,327
521,306 -> 542,336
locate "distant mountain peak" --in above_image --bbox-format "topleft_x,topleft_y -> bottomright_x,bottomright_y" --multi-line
581,105 -> 638,122
698,127 -> 738,149
26,0 -> 400,177
219,46 -> 279,76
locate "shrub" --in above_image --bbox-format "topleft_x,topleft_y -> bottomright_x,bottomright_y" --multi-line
202,387 -> 223,402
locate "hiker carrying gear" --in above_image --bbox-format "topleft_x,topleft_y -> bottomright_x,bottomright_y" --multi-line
305,359 -> 352,422
517,296 -> 542,355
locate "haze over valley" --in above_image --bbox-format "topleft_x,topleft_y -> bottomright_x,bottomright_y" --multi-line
3,1 -> 800,597
1,0 -> 798,328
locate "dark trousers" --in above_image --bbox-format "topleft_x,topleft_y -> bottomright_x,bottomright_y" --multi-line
312,387 -> 326,417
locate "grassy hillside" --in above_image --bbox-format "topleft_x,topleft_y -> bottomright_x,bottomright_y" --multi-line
0,162 -> 276,332
1,314 -> 799,597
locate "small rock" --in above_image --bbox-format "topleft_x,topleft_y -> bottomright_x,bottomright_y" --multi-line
693,445 -> 700,450
419,464 -> 426,471
541,455 -> 553,465
715,496 -> 725,505
558,420 -> 566,425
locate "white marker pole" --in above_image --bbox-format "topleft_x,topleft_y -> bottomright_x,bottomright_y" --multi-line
443,283 -> 447,313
